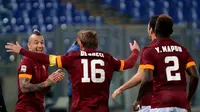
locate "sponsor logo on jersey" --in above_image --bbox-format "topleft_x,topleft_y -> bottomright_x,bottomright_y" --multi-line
21,65 -> 27,72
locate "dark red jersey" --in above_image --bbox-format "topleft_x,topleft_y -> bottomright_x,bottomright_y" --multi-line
15,57 -> 49,111
139,39 -> 157,106
57,49 -> 138,112
140,38 -> 195,109
19,48 -> 139,112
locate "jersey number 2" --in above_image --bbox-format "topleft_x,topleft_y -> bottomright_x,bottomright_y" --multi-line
81,59 -> 105,83
165,56 -> 181,81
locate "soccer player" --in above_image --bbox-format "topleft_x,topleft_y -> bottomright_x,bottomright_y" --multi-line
112,15 -> 159,112
133,14 -> 199,112
65,41 -> 80,111
5,30 -> 140,112
14,30 -> 65,112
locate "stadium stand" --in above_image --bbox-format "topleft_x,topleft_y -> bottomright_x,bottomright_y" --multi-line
0,0 -> 200,62
0,0 -> 104,34
0,0 -> 200,61
1,0 -> 198,34
101,0 -> 199,24
1,1 -> 200,112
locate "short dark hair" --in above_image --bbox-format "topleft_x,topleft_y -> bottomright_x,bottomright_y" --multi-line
32,29 -> 41,36
155,14 -> 173,38
149,15 -> 159,32
78,30 -> 98,49
28,29 -> 43,43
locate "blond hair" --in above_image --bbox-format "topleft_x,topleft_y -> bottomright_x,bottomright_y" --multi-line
77,30 -> 98,49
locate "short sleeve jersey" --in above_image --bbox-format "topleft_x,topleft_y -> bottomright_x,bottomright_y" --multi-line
16,57 -> 49,107
140,38 -> 196,108
139,39 -> 157,106
55,49 -> 125,111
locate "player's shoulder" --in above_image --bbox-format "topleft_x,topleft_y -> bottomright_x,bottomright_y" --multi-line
141,46 -> 149,52
140,45 -> 156,59
96,50 -> 107,54
99,51 -> 112,58
19,57 -> 34,65
142,46 -> 153,53
142,40 -> 157,51
176,42 -> 187,51
170,39 -> 188,52
104,53 -> 123,63
18,57 -> 34,70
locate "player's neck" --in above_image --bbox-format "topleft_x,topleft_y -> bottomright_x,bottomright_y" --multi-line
81,47 -> 96,51
151,36 -> 156,41
157,37 -> 170,39
156,34 -> 170,39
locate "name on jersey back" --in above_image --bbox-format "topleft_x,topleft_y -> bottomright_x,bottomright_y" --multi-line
155,45 -> 182,53
81,51 -> 104,57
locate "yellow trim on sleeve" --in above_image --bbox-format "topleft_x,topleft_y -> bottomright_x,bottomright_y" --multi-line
119,60 -> 125,72
186,61 -> 196,69
19,74 -> 32,79
49,55 -> 57,66
138,65 -> 144,70
139,64 -> 154,70
56,56 -> 63,68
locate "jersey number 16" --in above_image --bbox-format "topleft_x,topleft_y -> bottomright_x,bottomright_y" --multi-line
81,59 -> 105,83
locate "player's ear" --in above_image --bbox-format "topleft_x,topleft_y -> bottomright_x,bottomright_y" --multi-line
27,42 -> 31,50
150,27 -> 153,34
77,38 -> 83,48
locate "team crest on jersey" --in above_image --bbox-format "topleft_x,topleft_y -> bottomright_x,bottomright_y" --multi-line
20,65 -> 27,72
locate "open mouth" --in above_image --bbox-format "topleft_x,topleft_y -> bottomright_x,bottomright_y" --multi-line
36,50 -> 43,52
36,48 -> 43,52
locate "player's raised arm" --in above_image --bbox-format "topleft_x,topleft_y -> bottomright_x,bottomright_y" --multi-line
185,54 -> 199,103
124,40 -> 140,69
112,47 -> 149,100
113,40 -> 140,72
5,41 -> 65,67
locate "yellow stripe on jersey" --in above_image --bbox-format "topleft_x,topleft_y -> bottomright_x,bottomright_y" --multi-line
139,64 -> 154,70
49,55 -> 57,66
136,66 -> 144,73
138,65 -> 144,70
186,61 -> 196,69
56,56 -> 63,68
19,74 -> 32,79
119,60 -> 125,72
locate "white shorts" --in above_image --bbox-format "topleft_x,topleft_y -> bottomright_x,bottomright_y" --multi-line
150,107 -> 188,112
138,106 -> 151,112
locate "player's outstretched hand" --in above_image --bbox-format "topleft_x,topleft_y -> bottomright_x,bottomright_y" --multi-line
46,69 -> 65,86
132,100 -> 142,112
5,41 -> 22,53
129,40 -> 140,52
112,88 -> 122,101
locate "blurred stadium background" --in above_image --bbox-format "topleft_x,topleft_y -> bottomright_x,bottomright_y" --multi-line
0,0 -> 200,112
